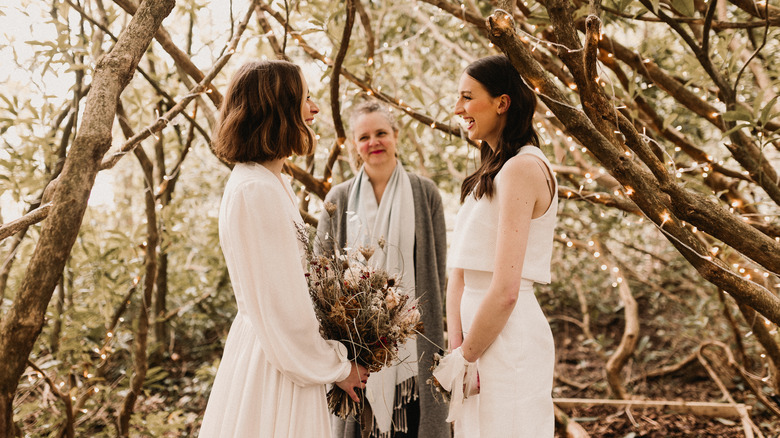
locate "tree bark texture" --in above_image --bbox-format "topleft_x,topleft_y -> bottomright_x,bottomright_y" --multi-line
481,4 -> 780,325
0,0 -> 175,435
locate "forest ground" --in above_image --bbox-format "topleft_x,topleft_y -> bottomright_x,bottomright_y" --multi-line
552,318 -> 779,437
128,281 -> 780,437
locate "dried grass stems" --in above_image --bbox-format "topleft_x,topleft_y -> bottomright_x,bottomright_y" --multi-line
428,352 -> 452,404
295,205 -> 422,419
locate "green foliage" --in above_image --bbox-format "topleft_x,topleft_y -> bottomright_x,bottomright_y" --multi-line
2,0 -> 780,435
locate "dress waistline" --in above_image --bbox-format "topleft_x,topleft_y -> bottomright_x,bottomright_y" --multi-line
463,269 -> 535,293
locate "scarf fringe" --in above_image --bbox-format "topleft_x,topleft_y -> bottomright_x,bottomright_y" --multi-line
368,377 -> 418,438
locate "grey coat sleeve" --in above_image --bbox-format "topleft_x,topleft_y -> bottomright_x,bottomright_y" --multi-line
428,179 -> 447,293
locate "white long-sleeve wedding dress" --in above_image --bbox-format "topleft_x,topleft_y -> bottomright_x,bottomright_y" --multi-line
199,162 -> 351,438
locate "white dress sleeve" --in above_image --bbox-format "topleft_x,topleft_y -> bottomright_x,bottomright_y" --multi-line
221,180 -> 352,387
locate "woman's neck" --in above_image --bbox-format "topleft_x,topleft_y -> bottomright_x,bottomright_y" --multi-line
364,159 -> 397,204
260,157 -> 286,176
364,159 -> 396,185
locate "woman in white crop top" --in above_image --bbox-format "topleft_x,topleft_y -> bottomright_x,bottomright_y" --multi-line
432,55 -> 557,437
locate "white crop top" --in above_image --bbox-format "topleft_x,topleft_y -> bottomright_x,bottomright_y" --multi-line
448,145 -> 558,284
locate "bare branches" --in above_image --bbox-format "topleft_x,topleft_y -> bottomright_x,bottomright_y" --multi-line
256,7 -> 284,57
256,0 -> 473,197
354,0 -> 376,81
0,205 -> 51,242
65,0 -> 213,145
632,0 -> 780,206
114,105 -> 159,437
27,360 -> 74,438
419,0 -> 487,30
480,3 -> 780,325
698,341 -> 780,420
259,1 -> 465,142
412,7 -> 476,63
701,0 -> 719,56
323,0 -> 356,184
283,161 -> 328,199
728,0 -> 780,24
100,0 -> 256,171
0,0 -> 176,433
558,186 -> 641,215
112,0 -> 224,107
735,302 -> 780,393
640,0 -> 780,204
733,0 -> 772,95
598,242 -> 639,399
601,5 -> 775,29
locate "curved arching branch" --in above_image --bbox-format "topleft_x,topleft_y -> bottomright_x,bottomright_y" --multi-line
482,5 -> 780,324
112,0 -> 224,107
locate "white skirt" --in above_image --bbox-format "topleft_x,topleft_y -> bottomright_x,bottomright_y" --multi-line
456,270 -> 555,438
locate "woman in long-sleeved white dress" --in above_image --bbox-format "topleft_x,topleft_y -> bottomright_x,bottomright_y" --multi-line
199,60 -> 369,438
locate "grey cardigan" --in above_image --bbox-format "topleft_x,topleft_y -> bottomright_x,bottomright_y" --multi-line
317,173 -> 450,438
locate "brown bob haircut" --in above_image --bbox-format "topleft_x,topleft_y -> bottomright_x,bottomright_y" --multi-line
213,60 -> 315,163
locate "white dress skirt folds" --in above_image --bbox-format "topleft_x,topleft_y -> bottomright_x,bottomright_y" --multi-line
446,145 -> 558,438
199,163 -> 352,438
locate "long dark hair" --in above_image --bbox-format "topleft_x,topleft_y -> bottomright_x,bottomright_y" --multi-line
460,55 -> 539,202
213,60 -> 315,164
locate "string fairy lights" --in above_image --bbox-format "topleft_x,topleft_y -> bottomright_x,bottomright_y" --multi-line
263,0 -> 780,305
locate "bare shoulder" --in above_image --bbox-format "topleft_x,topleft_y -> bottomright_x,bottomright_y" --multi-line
501,153 -> 548,186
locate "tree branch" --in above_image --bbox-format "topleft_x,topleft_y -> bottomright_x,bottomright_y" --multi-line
727,0 -> 780,24
115,105 -> 159,436
0,0 -> 176,433
601,5 -> 775,29
27,360 -> 74,438
354,0 -> 376,82
599,242 -> 640,399
701,0 -> 718,56
484,5 -> 780,325
112,0 -> 224,107
323,0 -> 356,184
255,7 -> 284,57
65,0 -> 213,145
0,205 -> 51,242
99,0 -> 257,171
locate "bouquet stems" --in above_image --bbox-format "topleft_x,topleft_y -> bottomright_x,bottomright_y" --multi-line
327,386 -> 366,420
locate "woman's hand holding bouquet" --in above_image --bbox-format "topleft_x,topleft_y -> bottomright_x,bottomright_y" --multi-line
297,219 -> 422,419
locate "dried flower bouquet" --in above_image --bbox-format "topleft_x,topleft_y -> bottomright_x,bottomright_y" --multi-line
296,213 -> 422,420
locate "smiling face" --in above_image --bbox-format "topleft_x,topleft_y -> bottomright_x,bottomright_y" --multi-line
352,111 -> 398,169
454,73 -> 508,150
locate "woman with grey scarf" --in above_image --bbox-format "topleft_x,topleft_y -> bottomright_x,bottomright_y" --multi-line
317,100 -> 450,438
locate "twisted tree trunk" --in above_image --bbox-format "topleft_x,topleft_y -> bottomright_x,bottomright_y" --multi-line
482,3 -> 780,324
0,1 -> 175,435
